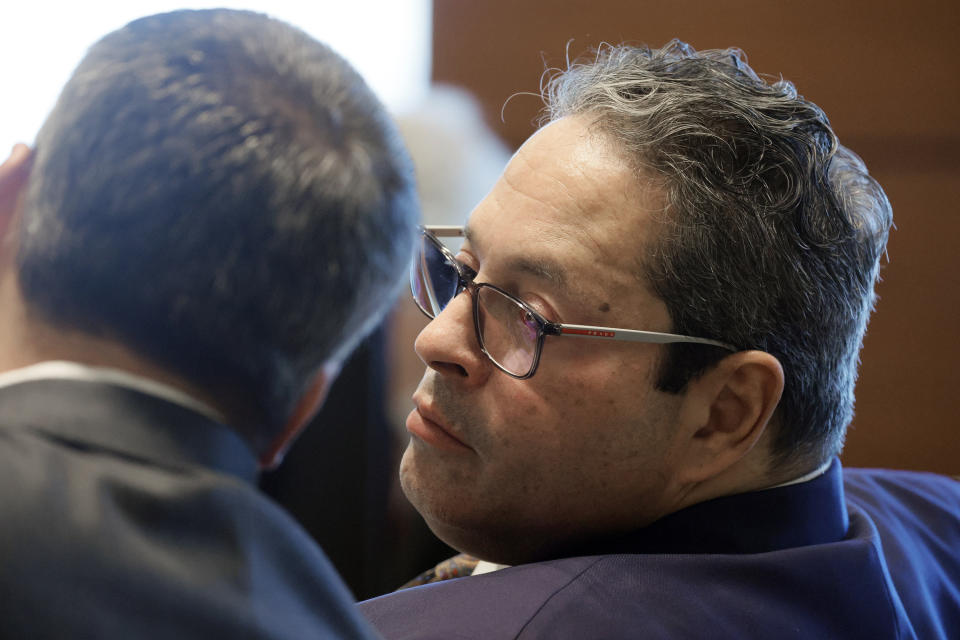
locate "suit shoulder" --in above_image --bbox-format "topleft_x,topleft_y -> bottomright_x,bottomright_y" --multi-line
359,556 -> 603,638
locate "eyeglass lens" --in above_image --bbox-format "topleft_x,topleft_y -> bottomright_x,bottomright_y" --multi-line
475,287 -> 540,376
412,233 -> 541,377
411,233 -> 460,317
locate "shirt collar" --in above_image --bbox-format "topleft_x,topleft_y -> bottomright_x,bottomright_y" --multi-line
767,458 -> 833,489
0,360 -> 226,423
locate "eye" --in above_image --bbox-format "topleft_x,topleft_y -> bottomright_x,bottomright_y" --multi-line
518,308 -> 541,341
518,293 -> 558,324
454,251 -> 479,273
521,308 -> 538,327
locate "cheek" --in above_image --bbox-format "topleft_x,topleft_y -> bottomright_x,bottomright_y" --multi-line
398,356 -> 667,522
529,361 -> 671,466
531,364 -> 629,426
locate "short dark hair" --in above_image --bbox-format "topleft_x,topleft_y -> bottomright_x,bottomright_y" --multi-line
543,41 -> 892,467
18,10 -> 418,446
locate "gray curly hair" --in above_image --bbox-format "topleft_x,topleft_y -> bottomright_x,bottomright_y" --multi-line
543,40 -> 892,467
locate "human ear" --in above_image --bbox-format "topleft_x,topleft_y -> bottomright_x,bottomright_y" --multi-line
0,144 -> 33,242
258,361 -> 340,470
674,350 -> 784,484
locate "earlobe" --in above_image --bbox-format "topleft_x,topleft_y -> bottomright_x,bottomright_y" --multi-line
678,350 -> 784,483
258,361 -> 340,469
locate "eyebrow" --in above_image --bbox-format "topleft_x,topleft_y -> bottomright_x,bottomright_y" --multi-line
505,255 -> 570,293
464,224 -> 574,299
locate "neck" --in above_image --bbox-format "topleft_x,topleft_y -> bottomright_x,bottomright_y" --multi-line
671,432 -> 825,514
0,267 -> 228,422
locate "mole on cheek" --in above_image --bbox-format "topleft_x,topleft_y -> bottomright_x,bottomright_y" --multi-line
598,302 -> 611,313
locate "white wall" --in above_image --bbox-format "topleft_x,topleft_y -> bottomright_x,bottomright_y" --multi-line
0,1 -> 431,154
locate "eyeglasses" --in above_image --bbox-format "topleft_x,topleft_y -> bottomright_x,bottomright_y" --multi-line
411,226 -> 736,379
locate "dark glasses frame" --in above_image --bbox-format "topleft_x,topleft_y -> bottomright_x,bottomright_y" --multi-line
413,226 -> 736,379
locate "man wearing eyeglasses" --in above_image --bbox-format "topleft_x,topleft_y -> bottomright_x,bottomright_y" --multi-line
0,10 -> 416,639
359,41 -> 960,638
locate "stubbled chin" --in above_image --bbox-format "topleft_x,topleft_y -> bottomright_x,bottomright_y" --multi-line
398,444 -> 472,528
398,443 -> 434,512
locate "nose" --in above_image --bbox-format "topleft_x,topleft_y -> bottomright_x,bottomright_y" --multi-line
414,286 -> 493,386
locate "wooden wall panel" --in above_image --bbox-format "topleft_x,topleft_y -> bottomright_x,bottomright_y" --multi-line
432,0 -> 960,474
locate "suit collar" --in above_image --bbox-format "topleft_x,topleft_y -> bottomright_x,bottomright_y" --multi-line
0,378 -> 257,483
571,459 -> 848,556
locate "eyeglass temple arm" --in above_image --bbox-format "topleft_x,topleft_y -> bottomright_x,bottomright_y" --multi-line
552,323 -> 736,351
424,225 -> 465,237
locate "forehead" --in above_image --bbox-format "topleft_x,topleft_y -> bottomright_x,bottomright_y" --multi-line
465,116 -> 665,306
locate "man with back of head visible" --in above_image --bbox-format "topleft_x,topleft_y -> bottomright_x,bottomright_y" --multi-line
0,9 -> 417,639
359,41 -> 960,638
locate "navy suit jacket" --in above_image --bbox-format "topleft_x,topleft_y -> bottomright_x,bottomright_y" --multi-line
359,461 -> 960,639
0,379 -> 379,639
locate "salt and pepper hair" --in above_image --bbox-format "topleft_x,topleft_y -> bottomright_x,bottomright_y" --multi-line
543,40 -> 892,467
18,10 -> 418,446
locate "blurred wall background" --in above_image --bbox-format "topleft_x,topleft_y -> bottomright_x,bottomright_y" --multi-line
0,1 -> 431,152
430,0 -> 960,475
